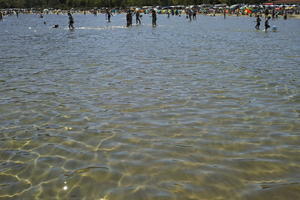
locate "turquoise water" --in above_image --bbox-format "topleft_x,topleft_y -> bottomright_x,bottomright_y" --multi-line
0,14 -> 300,199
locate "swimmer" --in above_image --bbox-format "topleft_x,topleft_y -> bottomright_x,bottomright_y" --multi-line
53,24 -> 59,28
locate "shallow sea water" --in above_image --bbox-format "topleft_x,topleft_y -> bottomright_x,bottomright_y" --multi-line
0,13 -> 300,200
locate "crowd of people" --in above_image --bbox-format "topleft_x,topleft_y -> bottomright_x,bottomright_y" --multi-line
0,5 -> 297,31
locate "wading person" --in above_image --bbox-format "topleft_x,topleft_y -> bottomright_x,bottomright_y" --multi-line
192,9 -> 197,20
264,8 -> 269,18
135,10 -> 141,24
0,12 -> 3,21
255,15 -> 261,30
106,9 -> 111,23
265,16 -> 271,32
283,12 -> 287,20
152,10 -> 157,27
126,10 -> 132,27
68,12 -> 74,30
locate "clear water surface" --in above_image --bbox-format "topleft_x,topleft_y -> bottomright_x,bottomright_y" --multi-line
0,13 -> 300,200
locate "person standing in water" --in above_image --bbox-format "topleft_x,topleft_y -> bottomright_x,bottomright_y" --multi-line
265,16 -> 271,32
255,15 -> 261,30
68,12 -> 74,30
126,10 -> 132,27
283,11 -> 287,20
135,10 -> 141,24
0,12 -> 3,21
152,10 -> 157,27
187,9 -> 192,21
264,8 -> 269,19
192,9 -> 197,20
106,9 -> 111,22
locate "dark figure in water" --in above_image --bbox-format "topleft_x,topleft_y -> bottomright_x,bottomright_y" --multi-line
126,10 -> 132,27
283,12 -> 287,20
192,10 -> 197,20
152,10 -> 157,27
135,10 -> 141,24
264,9 -> 269,18
223,9 -> 226,19
0,12 -> 3,21
272,9 -> 275,19
53,24 -> 59,28
188,10 -> 192,21
106,9 -> 111,22
255,15 -> 261,30
16,11 -> 19,18
68,12 -> 74,30
265,16 -> 271,32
